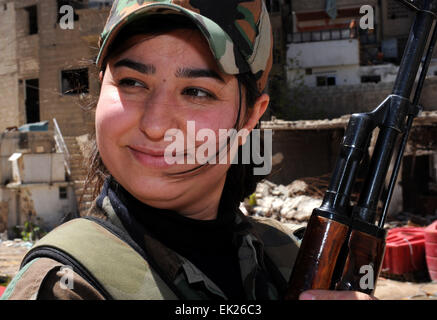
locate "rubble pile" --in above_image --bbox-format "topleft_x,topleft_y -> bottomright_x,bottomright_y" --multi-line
242,179 -> 324,226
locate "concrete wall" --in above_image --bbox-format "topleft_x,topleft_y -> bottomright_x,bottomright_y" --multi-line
37,0 -> 106,137
292,0 -> 378,12
4,182 -> 77,233
10,153 -> 65,184
268,128 -> 344,185
288,39 -> 359,68
290,61 -> 437,88
0,131 -> 55,184
286,76 -> 437,120
0,188 -> 11,232
20,183 -> 76,231
289,64 -> 362,87
0,1 -> 20,131
380,0 -> 414,38
0,0 -> 107,136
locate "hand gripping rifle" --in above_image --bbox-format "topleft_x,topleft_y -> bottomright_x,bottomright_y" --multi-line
285,0 -> 437,299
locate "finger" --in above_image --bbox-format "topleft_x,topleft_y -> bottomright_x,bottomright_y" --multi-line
299,289 -> 377,300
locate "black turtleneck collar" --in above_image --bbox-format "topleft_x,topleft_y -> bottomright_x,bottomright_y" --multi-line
106,177 -> 246,299
113,180 -> 237,251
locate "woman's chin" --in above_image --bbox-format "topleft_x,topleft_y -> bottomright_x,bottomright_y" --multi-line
117,177 -> 185,205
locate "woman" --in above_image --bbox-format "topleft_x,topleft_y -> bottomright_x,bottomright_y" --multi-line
2,0 -> 374,300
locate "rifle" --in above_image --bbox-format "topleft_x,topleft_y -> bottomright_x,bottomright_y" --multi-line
285,0 -> 437,299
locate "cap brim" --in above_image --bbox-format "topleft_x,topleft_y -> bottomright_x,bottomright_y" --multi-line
96,3 -> 241,75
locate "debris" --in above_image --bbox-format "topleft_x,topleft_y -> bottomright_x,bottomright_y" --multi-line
2,240 -> 33,248
243,179 -> 323,226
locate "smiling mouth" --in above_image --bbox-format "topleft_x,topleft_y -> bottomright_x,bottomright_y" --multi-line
127,145 -> 189,169
128,145 -> 166,156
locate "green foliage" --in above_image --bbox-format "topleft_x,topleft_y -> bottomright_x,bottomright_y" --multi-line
248,193 -> 257,207
13,218 -> 46,242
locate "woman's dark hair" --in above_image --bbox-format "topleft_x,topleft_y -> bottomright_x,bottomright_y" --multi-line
81,15 -> 268,213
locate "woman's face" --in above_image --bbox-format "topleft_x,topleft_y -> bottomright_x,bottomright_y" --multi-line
96,29 -> 268,219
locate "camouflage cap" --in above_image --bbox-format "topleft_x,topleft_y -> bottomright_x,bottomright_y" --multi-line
96,0 -> 273,92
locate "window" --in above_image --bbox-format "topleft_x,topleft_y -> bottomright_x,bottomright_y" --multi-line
25,79 -> 40,123
361,75 -> 381,83
61,68 -> 89,95
25,5 -> 38,35
317,76 -> 336,86
59,187 -> 68,199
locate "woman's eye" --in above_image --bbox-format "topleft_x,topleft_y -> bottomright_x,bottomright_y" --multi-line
118,78 -> 146,88
183,88 -> 215,99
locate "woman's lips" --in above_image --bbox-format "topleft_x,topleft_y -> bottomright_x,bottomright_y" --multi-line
127,145 -> 188,169
127,145 -> 172,169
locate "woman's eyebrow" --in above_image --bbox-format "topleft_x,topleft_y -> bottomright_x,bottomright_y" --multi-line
176,68 -> 225,83
114,58 -> 156,74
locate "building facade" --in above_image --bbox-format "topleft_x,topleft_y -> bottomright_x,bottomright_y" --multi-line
0,0 -> 293,134
287,0 -> 437,88
0,0 -> 112,137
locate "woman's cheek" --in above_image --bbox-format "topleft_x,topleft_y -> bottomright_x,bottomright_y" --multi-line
187,106 -> 237,131
96,91 -> 137,139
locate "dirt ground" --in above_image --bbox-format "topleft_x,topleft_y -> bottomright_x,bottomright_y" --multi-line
0,240 -> 32,283
374,278 -> 437,300
1,240 -> 437,300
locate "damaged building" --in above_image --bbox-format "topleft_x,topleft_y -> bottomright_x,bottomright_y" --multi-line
0,0 -> 436,237
285,0 -> 437,120
251,111 -> 437,226
0,124 -> 77,238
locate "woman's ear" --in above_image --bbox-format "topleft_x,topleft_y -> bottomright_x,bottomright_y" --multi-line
99,71 -> 104,83
238,93 -> 269,146
242,93 -> 270,132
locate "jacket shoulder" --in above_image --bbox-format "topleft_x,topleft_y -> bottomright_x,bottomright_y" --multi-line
247,215 -> 304,245
246,215 -> 304,282
1,257 -> 104,300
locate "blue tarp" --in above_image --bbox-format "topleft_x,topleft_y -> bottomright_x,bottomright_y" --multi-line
326,0 -> 337,20
18,121 -> 49,132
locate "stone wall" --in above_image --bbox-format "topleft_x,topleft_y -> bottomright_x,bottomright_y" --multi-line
0,0 -> 107,136
288,77 -> 437,121
0,1 -> 19,131
37,0 -> 106,136
267,128 -> 344,185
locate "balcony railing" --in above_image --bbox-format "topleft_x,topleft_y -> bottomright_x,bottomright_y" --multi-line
291,28 -> 357,43
291,26 -> 379,46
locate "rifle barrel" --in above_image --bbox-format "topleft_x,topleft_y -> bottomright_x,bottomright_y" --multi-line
355,8 -> 435,224
379,19 -> 437,227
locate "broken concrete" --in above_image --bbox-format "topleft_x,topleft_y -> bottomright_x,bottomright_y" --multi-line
243,179 -> 323,227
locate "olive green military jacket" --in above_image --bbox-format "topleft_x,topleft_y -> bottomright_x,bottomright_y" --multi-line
1,198 -> 302,300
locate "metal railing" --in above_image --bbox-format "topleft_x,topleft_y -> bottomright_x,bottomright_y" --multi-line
291,27 -> 357,43
53,118 -> 71,178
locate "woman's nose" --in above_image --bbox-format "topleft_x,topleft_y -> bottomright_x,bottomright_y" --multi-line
138,88 -> 179,141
